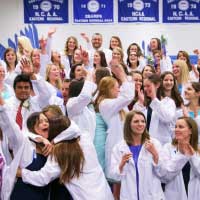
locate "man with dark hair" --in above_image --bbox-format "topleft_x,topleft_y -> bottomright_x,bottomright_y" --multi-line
5,72 -> 51,131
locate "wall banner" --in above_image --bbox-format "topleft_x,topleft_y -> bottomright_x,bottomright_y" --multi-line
73,0 -> 113,23
24,0 -> 68,24
118,0 -> 159,23
163,0 -> 200,23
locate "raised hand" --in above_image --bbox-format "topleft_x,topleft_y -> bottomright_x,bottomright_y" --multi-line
80,33 -> 90,43
20,57 -> 33,76
48,27 -> 56,37
145,140 -> 159,164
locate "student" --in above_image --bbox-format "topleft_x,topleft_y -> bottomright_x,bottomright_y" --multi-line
19,116 -> 114,200
134,74 -> 176,145
97,63 -> 134,199
158,117 -> 200,200
111,110 -> 164,200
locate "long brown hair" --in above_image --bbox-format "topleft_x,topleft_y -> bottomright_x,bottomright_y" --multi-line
172,117 -> 198,152
124,110 -> 150,145
49,116 -> 85,184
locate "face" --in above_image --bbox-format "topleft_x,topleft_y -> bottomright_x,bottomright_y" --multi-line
143,79 -> 156,97
61,81 -> 70,103
154,53 -> 161,63
31,49 -> 40,66
73,49 -> 82,63
93,52 -> 101,65
172,64 -> 181,78
129,45 -> 138,53
175,119 -> 191,142
143,66 -> 154,78
34,113 -> 49,139
163,74 -> 174,91
112,49 -> 122,62
5,50 -> 16,64
178,53 -> 187,62
74,65 -> 84,80
130,114 -> 146,136
150,39 -> 158,51
92,35 -> 102,49
132,73 -> 142,91
0,66 -> 6,81
184,83 -> 198,100
110,81 -> 120,98
52,51 -> 61,63
15,81 -> 31,101
129,52 -> 138,64
67,38 -> 76,51
48,65 -> 60,82
110,37 -> 119,49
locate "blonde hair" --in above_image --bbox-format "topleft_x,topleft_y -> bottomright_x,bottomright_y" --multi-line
64,36 -> 78,55
95,76 -> 126,120
17,36 -> 33,60
46,64 -> 62,90
173,59 -> 189,84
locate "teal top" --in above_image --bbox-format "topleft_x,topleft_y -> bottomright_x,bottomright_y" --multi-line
94,112 -> 108,172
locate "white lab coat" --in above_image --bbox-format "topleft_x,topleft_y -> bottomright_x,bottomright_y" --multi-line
110,138 -> 165,200
99,81 -> 135,180
134,97 -> 176,145
155,143 -> 200,200
67,80 -> 97,141
21,125 -> 114,200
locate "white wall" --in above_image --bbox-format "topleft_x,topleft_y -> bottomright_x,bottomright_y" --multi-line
0,0 -> 200,55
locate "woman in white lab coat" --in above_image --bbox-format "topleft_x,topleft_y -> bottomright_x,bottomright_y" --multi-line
96,64 -> 135,178
67,68 -> 96,140
157,117 -> 200,200
134,74 -> 176,145
111,110 -> 165,200
20,116 -> 114,200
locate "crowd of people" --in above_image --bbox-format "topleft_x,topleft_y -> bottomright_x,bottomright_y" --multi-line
0,28 -> 200,200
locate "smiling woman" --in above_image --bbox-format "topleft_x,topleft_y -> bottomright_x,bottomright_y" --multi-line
110,110 -> 164,200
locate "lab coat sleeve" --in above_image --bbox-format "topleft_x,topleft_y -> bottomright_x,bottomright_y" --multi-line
67,80 -> 97,117
150,97 -> 176,123
110,143 -> 126,182
154,143 -> 189,183
0,104 -> 23,153
39,53 -> 51,78
189,153 -> 200,178
22,155 -> 60,186
32,76 -> 51,109
99,81 -> 135,120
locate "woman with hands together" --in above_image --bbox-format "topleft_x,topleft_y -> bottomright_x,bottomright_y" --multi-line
111,110 -> 164,200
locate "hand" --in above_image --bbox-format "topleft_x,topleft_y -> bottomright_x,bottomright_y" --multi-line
119,153 -> 132,173
48,27 -> 56,37
80,33 -> 90,43
35,137 -> 53,156
181,104 -> 189,117
137,89 -> 144,105
0,93 -> 5,105
16,168 -> 22,177
20,58 -> 33,76
193,49 -> 200,55
178,142 -> 195,156
145,140 -> 159,164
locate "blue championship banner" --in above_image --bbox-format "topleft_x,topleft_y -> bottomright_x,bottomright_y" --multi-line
163,0 -> 200,23
24,0 -> 68,24
118,0 -> 159,23
73,0 -> 113,23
